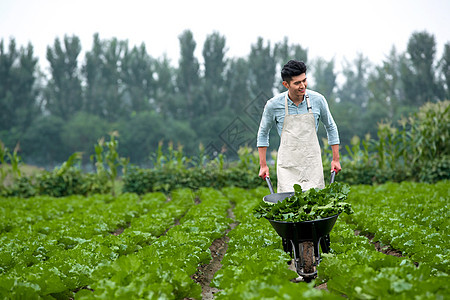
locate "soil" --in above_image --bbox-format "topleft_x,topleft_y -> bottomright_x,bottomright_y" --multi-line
111,222 -> 130,236
190,206 -> 239,300
355,230 -> 404,257
112,228 -> 125,236
191,235 -> 230,299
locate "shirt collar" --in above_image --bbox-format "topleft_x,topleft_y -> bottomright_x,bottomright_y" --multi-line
286,91 -> 308,106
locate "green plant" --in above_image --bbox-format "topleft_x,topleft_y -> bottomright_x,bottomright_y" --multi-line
253,182 -> 352,222
91,131 -> 129,196
151,140 -> 191,172
409,100 -> 450,181
122,145 -> 266,194
327,101 -> 449,185
0,141 -> 22,186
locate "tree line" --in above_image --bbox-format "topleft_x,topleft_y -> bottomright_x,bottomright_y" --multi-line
0,30 -> 449,168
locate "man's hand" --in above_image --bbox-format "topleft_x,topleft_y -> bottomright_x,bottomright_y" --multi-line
330,144 -> 341,174
258,147 -> 269,179
331,160 -> 341,174
259,165 -> 270,179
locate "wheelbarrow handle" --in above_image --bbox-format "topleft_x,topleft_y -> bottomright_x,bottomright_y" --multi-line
330,170 -> 336,184
264,175 -> 275,194
265,171 -> 336,195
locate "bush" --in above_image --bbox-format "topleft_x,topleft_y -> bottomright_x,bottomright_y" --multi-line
122,164 -> 266,195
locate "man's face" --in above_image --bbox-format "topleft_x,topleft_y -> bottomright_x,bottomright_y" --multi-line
283,73 -> 307,101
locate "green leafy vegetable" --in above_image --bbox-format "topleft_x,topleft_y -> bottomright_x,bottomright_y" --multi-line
253,182 -> 353,222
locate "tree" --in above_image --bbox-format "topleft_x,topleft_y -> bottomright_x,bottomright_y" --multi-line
0,39 -> 19,132
248,37 -> 277,97
121,43 -> 155,113
338,53 -> 371,107
438,42 -> 450,100
334,53 -> 372,146
366,46 -> 411,133
401,31 -> 439,105
45,35 -> 83,120
153,55 -> 177,118
310,57 -> 337,104
83,34 -> 128,122
58,112 -> 109,164
224,57 -> 251,112
21,115 -> 66,165
200,31 -> 227,115
0,38 -> 40,148
119,110 -> 197,163
119,111 -> 165,163
176,30 -> 200,120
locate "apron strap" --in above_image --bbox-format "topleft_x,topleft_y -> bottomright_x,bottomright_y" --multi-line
306,95 -> 312,113
284,93 -> 289,115
284,93 -> 313,115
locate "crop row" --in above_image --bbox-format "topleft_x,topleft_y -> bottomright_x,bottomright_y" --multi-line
0,189 -> 196,298
76,187 -> 232,299
317,181 -> 449,298
342,181 -> 449,272
317,221 -> 448,298
214,187 -> 339,299
1,181 -> 448,299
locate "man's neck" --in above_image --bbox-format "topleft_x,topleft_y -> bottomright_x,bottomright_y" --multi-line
288,93 -> 304,106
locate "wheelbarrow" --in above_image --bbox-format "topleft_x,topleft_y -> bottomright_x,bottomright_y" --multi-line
263,171 -> 339,282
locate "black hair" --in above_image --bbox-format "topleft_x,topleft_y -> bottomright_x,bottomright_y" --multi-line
281,60 -> 307,82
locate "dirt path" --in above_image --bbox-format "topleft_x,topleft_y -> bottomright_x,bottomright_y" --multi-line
191,205 -> 331,298
355,230 -> 404,257
191,206 -> 239,300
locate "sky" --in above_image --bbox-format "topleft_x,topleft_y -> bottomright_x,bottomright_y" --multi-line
1,0 -> 449,74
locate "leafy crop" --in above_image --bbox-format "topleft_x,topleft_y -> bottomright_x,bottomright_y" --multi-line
342,181 -> 450,273
317,220 -> 449,298
215,187 -> 338,299
253,182 -> 353,222
0,181 -> 448,299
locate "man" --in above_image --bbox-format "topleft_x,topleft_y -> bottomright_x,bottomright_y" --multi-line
257,60 -> 341,192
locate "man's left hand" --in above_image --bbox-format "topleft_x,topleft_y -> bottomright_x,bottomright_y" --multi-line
331,160 -> 341,174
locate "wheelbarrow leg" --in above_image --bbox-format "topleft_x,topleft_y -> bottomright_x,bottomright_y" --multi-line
282,238 -> 292,255
320,234 -> 331,254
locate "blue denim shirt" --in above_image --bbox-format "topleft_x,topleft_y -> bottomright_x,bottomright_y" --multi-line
257,90 -> 340,147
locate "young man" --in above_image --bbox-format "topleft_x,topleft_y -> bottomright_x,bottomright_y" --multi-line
257,60 -> 341,192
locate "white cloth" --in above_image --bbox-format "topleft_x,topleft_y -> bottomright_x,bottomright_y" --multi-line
276,93 -> 325,192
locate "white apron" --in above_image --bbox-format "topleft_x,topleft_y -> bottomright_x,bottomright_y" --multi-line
276,93 -> 325,192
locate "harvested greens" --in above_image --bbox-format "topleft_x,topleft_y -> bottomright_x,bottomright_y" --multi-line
253,182 -> 353,222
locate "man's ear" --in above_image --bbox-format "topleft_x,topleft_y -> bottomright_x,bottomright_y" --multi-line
282,81 -> 289,89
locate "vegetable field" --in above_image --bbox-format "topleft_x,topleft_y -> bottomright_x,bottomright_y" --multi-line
1,181 -> 449,299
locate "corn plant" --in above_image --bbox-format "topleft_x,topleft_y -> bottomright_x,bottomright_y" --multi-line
0,141 -> 22,186
151,141 -> 191,171
408,100 -> 450,181
410,100 -> 449,162
91,131 -> 129,196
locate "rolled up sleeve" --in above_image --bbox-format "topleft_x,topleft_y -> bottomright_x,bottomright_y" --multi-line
320,99 -> 340,145
256,102 -> 274,147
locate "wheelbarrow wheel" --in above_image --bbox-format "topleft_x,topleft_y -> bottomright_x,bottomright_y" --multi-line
290,240 -> 317,282
301,241 -> 316,276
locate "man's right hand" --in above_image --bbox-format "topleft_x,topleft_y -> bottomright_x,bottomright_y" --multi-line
259,165 -> 270,179
258,147 -> 269,179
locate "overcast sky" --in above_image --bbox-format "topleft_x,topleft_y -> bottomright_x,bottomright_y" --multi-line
1,0 -> 449,73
